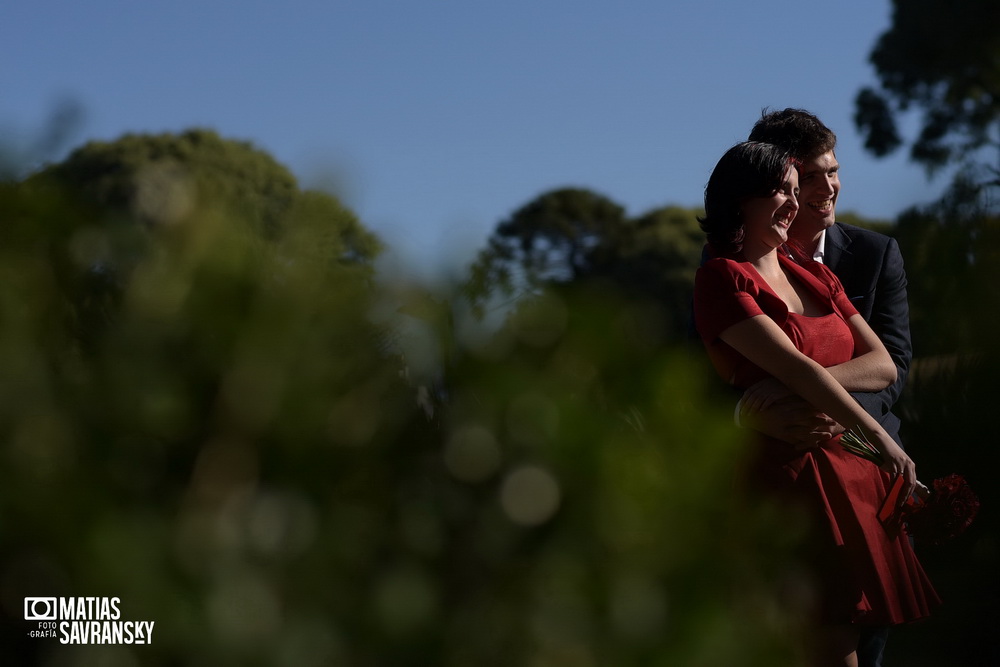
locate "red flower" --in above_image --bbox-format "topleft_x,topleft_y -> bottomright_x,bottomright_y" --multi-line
840,429 -> 980,544
903,474 -> 980,546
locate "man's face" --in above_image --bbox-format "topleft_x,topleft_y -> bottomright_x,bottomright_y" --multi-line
792,151 -> 840,238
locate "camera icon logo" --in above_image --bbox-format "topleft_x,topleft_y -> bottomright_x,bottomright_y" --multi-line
24,597 -> 58,621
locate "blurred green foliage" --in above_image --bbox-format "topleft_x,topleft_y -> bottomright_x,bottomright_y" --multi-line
463,181 -> 1000,665
4,115 -> 996,664
466,188 -> 705,339
1,133 -> 814,666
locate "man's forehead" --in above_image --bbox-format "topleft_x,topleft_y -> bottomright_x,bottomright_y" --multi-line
801,151 -> 838,173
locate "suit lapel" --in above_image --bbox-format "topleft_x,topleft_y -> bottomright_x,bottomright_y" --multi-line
822,223 -> 873,317
824,223 -> 851,273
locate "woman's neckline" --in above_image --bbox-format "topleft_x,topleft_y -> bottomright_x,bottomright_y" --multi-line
743,254 -> 833,318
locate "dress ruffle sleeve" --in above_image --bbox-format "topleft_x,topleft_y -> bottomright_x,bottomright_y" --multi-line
694,258 -> 768,342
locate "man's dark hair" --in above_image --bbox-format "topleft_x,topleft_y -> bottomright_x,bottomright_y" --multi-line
748,108 -> 836,161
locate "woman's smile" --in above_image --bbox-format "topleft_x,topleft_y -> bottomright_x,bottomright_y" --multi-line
742,166 -> 800,248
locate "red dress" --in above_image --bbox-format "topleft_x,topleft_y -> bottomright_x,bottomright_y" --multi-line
694,252 -> 939,626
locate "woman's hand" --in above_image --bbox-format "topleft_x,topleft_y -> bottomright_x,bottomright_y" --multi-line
739,377 -> 795,416
876,434 -> 917,506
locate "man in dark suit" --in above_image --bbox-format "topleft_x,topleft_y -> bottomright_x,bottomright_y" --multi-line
744,108 -> 912,667
819,219 -> 910,444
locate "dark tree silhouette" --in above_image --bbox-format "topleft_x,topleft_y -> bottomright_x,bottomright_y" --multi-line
854,0 -> 1000,200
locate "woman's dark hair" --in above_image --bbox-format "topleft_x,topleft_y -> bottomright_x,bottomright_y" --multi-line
698,141 -> 795,254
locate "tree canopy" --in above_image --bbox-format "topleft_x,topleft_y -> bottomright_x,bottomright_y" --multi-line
29,128 -> 381,263
854,0 -> 1000,200
466,187 -> 704,339
13,129 -> 382,349
467,187 -> 628,294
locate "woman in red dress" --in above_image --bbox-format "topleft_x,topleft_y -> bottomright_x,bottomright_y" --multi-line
693,142 -> 938,666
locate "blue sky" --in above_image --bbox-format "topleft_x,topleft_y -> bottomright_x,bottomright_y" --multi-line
3,1 -> 944,277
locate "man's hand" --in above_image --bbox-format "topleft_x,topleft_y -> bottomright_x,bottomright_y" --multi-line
740,380 -> 844,449
739,377 -> 794,414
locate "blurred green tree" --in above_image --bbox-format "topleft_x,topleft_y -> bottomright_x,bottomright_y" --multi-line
466,188 -> 704,340
17,129 -> 380,349
466,188 -> 628,298
832,210 -> 893,236
1,132 -> 810,666
35,129 -> 295,238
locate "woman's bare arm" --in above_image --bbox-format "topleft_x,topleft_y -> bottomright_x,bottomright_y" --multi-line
720,314 -> 916,498
740,311 -> 895,435
823,313 -> 896,392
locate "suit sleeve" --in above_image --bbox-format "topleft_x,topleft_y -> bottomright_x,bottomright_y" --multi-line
849,237 -> 911,421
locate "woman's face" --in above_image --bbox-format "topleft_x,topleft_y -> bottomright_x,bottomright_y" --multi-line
741,166 -> 799,251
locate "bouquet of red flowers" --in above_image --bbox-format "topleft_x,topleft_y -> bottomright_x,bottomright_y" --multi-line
901,473 -> 981,545
841,428 -> 980,545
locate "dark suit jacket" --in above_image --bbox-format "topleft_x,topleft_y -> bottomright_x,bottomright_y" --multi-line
823,222 -> 912,444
